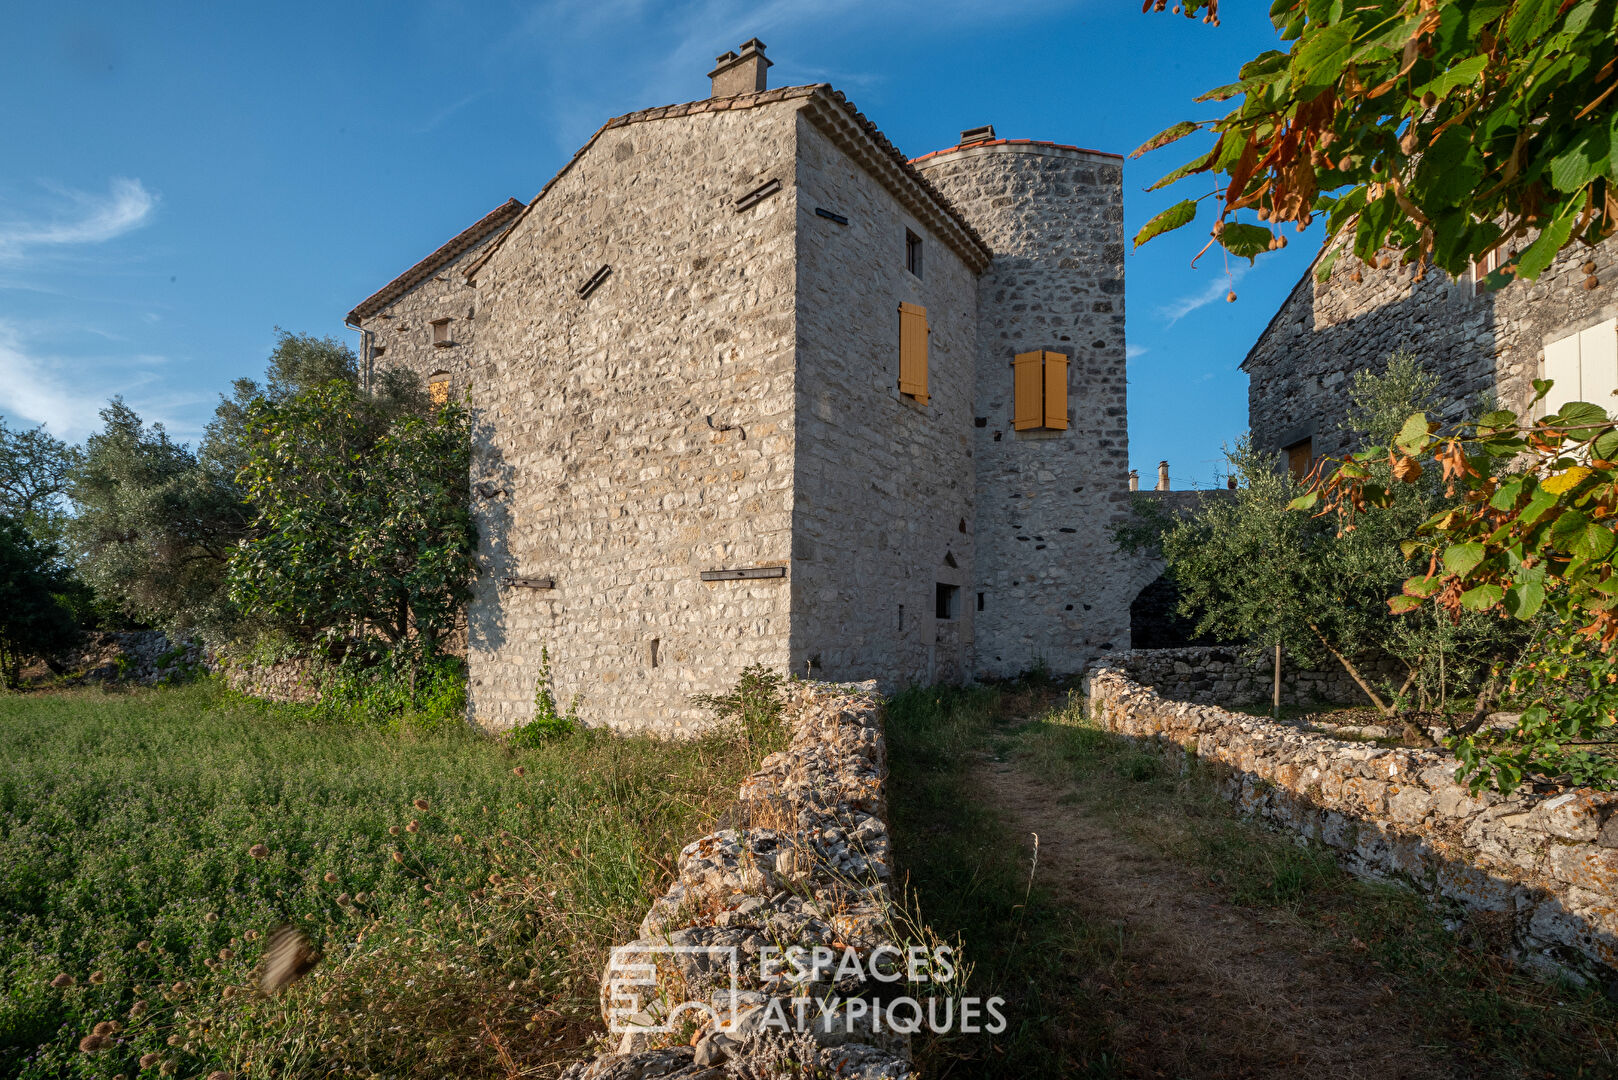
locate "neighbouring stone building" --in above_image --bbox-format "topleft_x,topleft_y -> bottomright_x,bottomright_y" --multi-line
346,42 -> 1134,732
1244,232 -> 1618,471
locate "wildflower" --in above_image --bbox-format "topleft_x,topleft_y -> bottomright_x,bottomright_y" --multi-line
92,1021 -> 120,1037
355,892 -> 369,903
406,820 -> 420,833
512,766 -> 525,776
222,986 -> 237,1000
248,844 -> 269,860
336,893 -> 352,905
244,929 -> 260,941
389,825 -> 401,836
79,1035 -> 108,1052
219,948 -> 234,960
413,798 -> 430,811
208,1071 -> 231,1080
50,974 -> 75,988
139,1053 -> 161,1069
392,851 -> 404,864
323,871 -> 338,883
204,912 -> 219,923
161,1061 -> 177,1075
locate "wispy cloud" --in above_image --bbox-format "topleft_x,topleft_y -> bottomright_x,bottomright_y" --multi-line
1126,343 -> 1148,360
1157,263 -> 1248,327
0,178 -> 157,259
0,319 -> 200,442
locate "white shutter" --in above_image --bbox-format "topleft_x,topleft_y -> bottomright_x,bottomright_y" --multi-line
1578,319 -> 1618,417
1544,332 -> 1582,416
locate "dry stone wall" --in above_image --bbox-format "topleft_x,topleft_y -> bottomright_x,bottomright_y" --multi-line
1115,646 -> 1401,708
1086,663 -> 1618,982
560,681 -> 912,1080
1246,233 -> 1618,461
915,143 -> 1134,677
222,656 -> 323,704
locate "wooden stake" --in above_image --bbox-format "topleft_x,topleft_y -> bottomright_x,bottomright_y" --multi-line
1273,642 -> 1282,719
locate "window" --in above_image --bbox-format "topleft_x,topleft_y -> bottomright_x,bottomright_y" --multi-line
431,318 -> 452,347
898,302 -> 929,404
905,230 -> 923,278
1284,437 -> 1313,480
976,591 -> 985,612
1543,319 -> 1618,417
1012,351 -> 1069,431
935,583 -> 959,620
1470,248 -> 1501,297
428,373 -> 451,407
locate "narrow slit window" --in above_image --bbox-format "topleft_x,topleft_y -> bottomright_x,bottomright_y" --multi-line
905,230 -> 923,279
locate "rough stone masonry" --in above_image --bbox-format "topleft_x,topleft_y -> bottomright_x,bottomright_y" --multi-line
1086,662 -> 1618,982
347,43 -> 1145,734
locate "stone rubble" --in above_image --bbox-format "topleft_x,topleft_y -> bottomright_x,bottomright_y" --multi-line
61,631 -> 211,686
560,681 -> 913,1080
1085,661 -> 1618,983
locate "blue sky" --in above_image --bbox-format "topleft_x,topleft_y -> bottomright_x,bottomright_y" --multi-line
2,1 -> 1319,488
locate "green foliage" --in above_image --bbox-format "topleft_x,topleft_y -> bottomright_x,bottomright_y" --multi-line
227,378 -> 476,652
1129,353 -> 1527,719
1317,377 -> 1618,790
691,663 -> 787,755
308,645 -> 469,733
0,415 -> 78,548
509,646 -> 580,745
66,398 -> 249,641
0,516 -> 79,689
0,683 -> 776,1079
1139,2 -> 1618,282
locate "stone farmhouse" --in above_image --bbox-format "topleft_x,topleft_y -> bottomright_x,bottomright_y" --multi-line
346,42 -> 1134,733
1245,229 -> 1618,474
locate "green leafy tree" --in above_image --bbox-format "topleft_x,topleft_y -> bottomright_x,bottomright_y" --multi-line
66,399 -> 249,640
1127,354 -> 1524,736
1136,1 -> 1618,285
0,515 -> 79,688
0,414 -> 78,546
227,378 -> 476,659
1312,381 -> 1618,790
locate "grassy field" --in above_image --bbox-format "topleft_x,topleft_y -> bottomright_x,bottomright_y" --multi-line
886,680 -> 1618,1079
0,681 -> 774,1080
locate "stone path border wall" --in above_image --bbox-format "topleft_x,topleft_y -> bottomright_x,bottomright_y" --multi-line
561,681 -> 913,1080
222,657 -> 323,704
1085,662 -> 1618,983
1116,646 -> 1404,708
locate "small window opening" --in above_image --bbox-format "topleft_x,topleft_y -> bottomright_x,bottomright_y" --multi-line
648,638 -> 660,669
905,230 -> 923,279
1470,248 -> 1501,297
1284,437 -> 1313,481
427,374 -> 451,407
976,592 -> 985,612
898,604 -> 904,633
431,318 -> 452,347
935,583 -> 959,620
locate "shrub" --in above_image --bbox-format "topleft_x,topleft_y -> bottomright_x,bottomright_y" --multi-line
692,664 -> 786,754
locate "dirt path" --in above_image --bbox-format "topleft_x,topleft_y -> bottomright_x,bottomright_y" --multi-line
975,756 -> 1461,1080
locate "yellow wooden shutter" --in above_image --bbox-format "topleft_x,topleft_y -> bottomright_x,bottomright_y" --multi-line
898,303 -> 929,404
1012,352 -> 1042,430
1043,352 -> 1069,430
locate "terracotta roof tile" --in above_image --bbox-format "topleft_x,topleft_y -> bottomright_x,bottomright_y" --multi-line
910,138 -> 1123,165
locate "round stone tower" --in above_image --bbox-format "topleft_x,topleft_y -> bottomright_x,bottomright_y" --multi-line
913,132 -> 1134,677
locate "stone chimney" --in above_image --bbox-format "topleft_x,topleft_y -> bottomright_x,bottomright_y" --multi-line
1128,469 -> 1139,492
709,39 -> 771,98
1156,461 -> 1171,492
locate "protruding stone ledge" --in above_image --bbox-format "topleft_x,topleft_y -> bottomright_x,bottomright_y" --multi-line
1084,661 -> 1618,984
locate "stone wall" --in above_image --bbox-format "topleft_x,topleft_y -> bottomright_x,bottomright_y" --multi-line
561,682 -> 913,1080
465,102 -> 803,735
1085,663 -> 1618,981
65,631 -> 211,686
791,113 -> 979,686
1246,233 -> 1618,462
1115,645 -> 1402,708
915,142 -> 1134,677
222,657 -> 323,704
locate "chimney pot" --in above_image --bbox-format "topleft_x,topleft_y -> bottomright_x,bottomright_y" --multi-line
1156,461 -> 1171,492
959,124 -> 996,145
709,39 -> 771,98
1128,469 -> 1139,492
